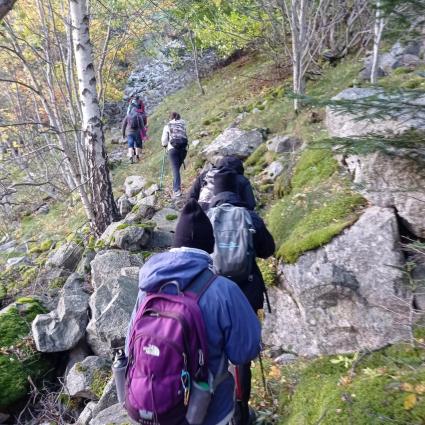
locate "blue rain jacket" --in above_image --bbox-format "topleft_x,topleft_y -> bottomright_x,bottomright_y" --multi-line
126,247 -> 261,425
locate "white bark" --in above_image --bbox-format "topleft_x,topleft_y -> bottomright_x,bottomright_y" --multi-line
370,0 -> 385,84
69,0 -> 118,235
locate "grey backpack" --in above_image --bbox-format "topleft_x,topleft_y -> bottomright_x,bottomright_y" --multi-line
207,203 -> 256,283
198,168 -> 219,205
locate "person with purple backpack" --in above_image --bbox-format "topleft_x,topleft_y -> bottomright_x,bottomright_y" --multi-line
123,198 -> 261,425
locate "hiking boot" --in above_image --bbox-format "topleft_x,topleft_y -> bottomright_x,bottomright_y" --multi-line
173,190 -> 182,198
136,155 -> 140,162
130,156 -> 134,164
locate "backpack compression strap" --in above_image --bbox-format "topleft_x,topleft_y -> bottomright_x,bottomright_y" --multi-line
185,268 -> 217,301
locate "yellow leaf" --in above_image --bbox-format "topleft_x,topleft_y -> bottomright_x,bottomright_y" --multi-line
404,394 -> 417,410
339,375 -> 352,387
268,365 -> 281,379
415,384 -> 425,395
401,383 -> 414,392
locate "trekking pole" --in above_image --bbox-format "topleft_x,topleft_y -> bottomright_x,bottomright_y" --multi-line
258,350 -> 269,396
159,148 -> 167,190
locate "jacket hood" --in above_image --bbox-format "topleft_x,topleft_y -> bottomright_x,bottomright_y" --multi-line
209,191 -> 247,208
216,156 -> 244,175
138,249 -> 211,292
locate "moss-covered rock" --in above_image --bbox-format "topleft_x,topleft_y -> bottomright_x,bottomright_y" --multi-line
0,298 -> 50,410
279,344 -> 425,425
267,147 -> 365,263
91,367 -> 112,399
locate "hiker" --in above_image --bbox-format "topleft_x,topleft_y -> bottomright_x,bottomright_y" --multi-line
122,103 -> 146,163
188,156 -> 256,211
124,198 -> 261,425
161,112 -> 188,198
128,95 -> 148,141
208,168 -> 275,425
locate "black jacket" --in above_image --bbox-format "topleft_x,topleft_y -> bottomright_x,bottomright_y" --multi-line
188,157 -> 256,210
209,192 -> 275,311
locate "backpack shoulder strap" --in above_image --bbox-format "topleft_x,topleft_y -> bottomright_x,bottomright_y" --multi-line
185,268 -> 216,301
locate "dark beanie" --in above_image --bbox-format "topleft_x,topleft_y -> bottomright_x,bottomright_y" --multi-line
213,168 -> 238,195
173,198 -> 215,254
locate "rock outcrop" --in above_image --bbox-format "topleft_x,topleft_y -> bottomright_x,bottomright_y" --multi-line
343,150 -> 425,238
89,403 -> 134,425
124,175 -> 147,198
326,88 -> 425,137
45,241 -> 84,272
86,250 -> 143,356
32,274 -> 90,352
66,356 -> 111,400
266,135 -> 302,153
201,127 -> 263,163
263,207 -> 411,356
149,208 -> 179,248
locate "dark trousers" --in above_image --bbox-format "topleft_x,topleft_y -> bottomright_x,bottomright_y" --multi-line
235,363 -> 252,425
168,148 -> 186,192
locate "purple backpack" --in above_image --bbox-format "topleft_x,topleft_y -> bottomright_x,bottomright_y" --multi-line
125,270 -> 216,425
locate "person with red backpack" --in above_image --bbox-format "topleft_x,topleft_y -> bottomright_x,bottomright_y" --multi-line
122,104 -> 145,163
161,112 -> 188,198
124,198 -> 261,425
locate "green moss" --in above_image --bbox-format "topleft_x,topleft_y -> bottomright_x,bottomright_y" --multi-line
0,299 -> 45,347
22,266 -> 37,287
131,204 -> 140,213
393,67 -> 414,75
401,77 -> 425,89
257,257 -> 277,287
268,180 -> 365,263
0,298 -> 49,409
91,367 -> 112,398
245,143 -> 267,167
94,239 -> 106,250
202,119 -> 211,126
0,355 -> 28,408
165,214 -> 178,221
116,223 -> 130,231
279,344 -> 425,425
49,276 -> 66,290
29,239 -> 53,254
75,362 -> 87,374
291,148 -> 338,190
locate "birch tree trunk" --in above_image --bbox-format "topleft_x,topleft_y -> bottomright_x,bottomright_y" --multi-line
188,29 -> 205,96
370,0 -> 385,84
69,0 -> 118,235
290,0 -> 306,112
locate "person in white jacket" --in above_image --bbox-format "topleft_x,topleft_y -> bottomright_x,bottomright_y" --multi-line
161,112 -> 188,197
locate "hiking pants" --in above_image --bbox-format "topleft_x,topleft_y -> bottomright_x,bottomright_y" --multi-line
235,363 -> 252,425
168,148 -> 186,192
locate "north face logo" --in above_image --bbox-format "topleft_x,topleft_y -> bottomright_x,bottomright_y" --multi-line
143,344 -> 160,357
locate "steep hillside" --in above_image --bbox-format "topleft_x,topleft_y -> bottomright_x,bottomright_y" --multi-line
1,46 -> 425,424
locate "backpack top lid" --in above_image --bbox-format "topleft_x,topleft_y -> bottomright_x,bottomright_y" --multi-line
125,270 -> 215,425
169,120 -> 187,140
198,168 -> 219,204
208,203 -> 255,283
